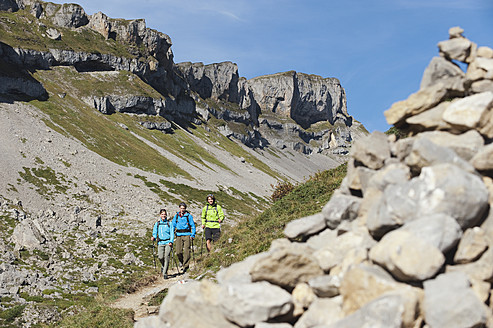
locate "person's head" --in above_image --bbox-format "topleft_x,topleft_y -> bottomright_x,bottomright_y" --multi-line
207,193 -> 215,205
179,202 -> 187,214
159,208 -> 167,220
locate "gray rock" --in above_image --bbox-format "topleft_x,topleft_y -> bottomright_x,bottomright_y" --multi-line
52,3 -> 89,28
305,228 -> 337,250
322,193 -> 361,229
423,271 -> 490,328
250,243 -> 323,290
384,83 -> 454,126
294,297 -> 343,328
470,79 -> 493,93
307,274 -> 341,298
471,143 -> 493,172
327,294 -> 404,328
159,280 -> 236,328
46,28 -> 61,40
217,252 -> 268,285
366,163 -> 411,192
284,213 -> 326,240
369,229 -> 445,281
420,56 -> 465,92
350,131 -> 390,170
447,246 -> 493,282
219,281 -> 293,327
448,26 -> 464,39
176,61 -> 240,103
442,91 -> 493,136
313,229 -> 375,272
417,130 -> 484,161
367,163 -> 489,237
244,71 -> 347,128
405,101 -> 453,131
12,219 -> 47,250
400,213 -> 462,253
134,315 -> 163,328
255,323 -> 293,328
467,57 -> 493,81
438,37 -> 477,63
404,136 -> 475,174
477,46 -> 493,58
454,227 -> 489,264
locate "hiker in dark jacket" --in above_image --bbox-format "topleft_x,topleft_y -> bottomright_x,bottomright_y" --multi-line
172,202 -> 195,273
151,209 -> 174,279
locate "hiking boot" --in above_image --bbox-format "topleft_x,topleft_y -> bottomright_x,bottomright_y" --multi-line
163,273 -> 168,279
182,266 -> 188,274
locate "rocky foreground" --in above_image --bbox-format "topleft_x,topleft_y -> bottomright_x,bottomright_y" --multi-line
136,27 -> 493,328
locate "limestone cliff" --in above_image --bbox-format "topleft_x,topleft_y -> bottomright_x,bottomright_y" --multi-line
1,0 -> 366,157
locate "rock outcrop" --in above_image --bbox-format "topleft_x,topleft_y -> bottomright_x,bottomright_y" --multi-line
136,27 -> 493,328
1,0 -> 364,156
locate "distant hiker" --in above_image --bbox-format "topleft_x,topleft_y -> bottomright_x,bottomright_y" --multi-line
151,209 -> 174,279
201,194 -> 224,253
172,202 -> 195,273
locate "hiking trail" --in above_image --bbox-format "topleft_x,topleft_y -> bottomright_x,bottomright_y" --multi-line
111,266 -> 190,320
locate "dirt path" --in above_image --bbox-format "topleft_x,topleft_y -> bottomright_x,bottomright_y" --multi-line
111,266 -> 191,320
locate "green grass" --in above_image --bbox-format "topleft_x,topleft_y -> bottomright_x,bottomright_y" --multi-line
0,9 -> 136,59
0,304 -> 26,327
54,303 -> 134,328
28,92 -> 190,179
194,163 -> 347,272
18,166 -> 70,198
148,289 -> 168,306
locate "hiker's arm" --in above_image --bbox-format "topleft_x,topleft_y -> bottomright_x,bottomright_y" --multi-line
201,207 -> 206,226
190,215 -> 196,238
151,222 -> 157,240
170,222 -> 175,244
218,205 -> 224,223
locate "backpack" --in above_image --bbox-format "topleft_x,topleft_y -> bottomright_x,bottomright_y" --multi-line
204,204 -> 220,223
174,212 -> 192,233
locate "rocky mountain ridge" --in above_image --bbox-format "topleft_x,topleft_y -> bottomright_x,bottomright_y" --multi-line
1,0 -> 365,157
136,27 -> 493,328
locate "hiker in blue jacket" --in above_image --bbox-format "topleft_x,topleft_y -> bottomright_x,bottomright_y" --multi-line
172,202 -> 195,273
151,209 -> 174,279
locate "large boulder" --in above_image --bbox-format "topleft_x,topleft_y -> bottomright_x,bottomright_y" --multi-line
52,3 -> 89,28
423,271 -> 490,328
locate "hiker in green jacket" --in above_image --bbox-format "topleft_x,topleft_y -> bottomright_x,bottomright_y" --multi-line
201,194 -> 224,253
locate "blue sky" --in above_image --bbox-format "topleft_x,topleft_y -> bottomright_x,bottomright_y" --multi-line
53,0 -> 493,132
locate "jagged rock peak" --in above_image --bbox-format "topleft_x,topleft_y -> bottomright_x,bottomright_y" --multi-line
245,71 -> 347,128
176,61 -> 240,103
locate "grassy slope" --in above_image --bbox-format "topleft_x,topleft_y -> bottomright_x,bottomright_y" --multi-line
0,8 -> 136,58
27,67 -> 276,213
194,163 -> 347,275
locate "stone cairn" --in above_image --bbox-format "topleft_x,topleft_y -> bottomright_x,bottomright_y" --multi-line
136,27 -> 493,328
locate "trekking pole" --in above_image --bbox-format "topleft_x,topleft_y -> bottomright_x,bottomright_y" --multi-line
171,244 -> 180,275
151,241 -> 157,272
191,238 -> 195,266
200,231 -> 205,256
